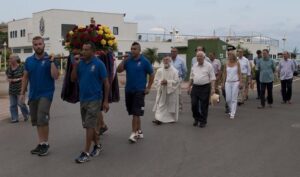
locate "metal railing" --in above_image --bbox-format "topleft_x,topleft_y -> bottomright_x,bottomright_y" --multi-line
136,33 -> 280,47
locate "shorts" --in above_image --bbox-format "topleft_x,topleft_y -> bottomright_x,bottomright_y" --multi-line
80,101 -> 101,129
29,98 -> 52,126
125,91 -> 145,116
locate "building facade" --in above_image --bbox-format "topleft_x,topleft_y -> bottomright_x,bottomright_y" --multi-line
8,9 -> 187,62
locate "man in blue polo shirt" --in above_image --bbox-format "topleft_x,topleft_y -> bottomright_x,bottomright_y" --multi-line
117,42 -> 154,143
71,42 -> 109,163
20,36 -> 59,156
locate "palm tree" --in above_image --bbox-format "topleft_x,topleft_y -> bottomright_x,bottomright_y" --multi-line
142,48 -> 160,64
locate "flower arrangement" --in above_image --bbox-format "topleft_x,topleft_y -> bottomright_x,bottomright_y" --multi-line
65,18 -> 118,51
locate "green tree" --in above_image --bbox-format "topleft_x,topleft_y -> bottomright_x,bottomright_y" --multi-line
142,47 -> 160,64
0,31 -> 8,46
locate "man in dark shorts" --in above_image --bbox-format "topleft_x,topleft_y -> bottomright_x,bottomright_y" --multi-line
71,42 -> 109,163
20,36 -> 59,156
117,42 -> 154,143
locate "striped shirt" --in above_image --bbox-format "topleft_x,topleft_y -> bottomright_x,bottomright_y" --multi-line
6,65 -> 24,95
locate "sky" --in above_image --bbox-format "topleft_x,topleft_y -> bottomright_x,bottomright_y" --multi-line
0,0 -> 299,51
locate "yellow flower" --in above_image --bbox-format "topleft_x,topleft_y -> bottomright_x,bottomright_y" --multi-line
104,27 -> 110,33
108,40 -> 114,47
97,30 -> 104,35
113,39 -> 117,45
101,39 -> 107,46
105,34 -> 111,39
69,31 -> 74,36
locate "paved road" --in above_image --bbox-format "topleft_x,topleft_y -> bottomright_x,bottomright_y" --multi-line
0,79 -> 300,177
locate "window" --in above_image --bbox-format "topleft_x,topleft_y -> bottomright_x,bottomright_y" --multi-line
10,31 -> 12,38
12,48 -> 21,53
113,27 -> 119,35
20,29 -> 26,37
61,24 -> 76,46
24,48 -> 33,53
14,31 -> 17,38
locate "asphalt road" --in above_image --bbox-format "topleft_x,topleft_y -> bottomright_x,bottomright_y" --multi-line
0,79 -> 300,177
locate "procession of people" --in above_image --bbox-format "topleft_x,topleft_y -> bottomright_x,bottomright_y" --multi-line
4,21 -> 298,164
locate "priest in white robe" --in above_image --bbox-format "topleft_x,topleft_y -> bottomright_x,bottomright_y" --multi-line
152,56 -> 180,125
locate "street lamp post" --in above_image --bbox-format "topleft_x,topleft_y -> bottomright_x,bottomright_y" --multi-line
282,36 -> 287,51
3,42 -> 7,71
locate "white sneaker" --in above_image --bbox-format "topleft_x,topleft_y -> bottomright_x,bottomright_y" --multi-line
128,132 -> 137,143
136,130 -> 144,139
230,115 -> 235,119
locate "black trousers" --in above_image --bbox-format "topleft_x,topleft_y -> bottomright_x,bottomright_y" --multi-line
191,84 -> 211,124
260,82 -> 273,107
281,79 -> 293,102
255,70 -> 261,98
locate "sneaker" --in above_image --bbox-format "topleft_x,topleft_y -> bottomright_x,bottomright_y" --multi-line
128,132 -> 137,143
230,115 -> 235,119
99,125 -> 108,135
90,144 -> 103,157
38,144 -> 50,156
11,120 -> 19,123
31,144 -> 42,155
136,130 -> 144,139
75,152 -> 90,163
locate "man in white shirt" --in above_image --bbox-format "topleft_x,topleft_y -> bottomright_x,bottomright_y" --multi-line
188,51 -> 216,128
237,49 -> 251,105
278,51 -> 296,104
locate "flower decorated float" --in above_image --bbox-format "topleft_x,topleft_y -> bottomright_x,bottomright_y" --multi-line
61,17 -> 120,103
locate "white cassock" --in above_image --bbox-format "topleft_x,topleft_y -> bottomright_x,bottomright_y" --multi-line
153,66 -> 180,123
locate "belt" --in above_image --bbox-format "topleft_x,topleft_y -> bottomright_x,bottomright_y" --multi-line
193,83 -> 210,87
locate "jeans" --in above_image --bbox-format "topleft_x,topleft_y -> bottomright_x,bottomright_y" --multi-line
9,95 -> 29,121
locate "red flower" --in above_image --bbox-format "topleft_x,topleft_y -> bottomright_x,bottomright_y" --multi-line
91,37 -> 98,43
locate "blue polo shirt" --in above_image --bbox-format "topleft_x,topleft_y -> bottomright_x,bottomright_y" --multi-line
25,54 -> 57,101
124,55 -> 153,92
77,57 -> 107,102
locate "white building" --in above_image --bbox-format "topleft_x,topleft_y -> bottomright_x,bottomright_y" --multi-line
225,36 -> 280,59
8,9 -> 186,61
